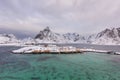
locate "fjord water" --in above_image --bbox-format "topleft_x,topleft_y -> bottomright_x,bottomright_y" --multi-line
0,46 -> 120,80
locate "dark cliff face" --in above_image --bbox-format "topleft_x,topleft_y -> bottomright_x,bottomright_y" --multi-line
35,27 -> 60,41
34,27 -> 120,44
35,27 -> 51,39
116,28 -> 120,37
96,28 -> 120,39
63,33 -> 85,42
97,29 -> 110,38
34,27 -> 86,42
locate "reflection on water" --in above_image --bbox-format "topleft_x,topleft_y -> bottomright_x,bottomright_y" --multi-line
0,46 -> 120,80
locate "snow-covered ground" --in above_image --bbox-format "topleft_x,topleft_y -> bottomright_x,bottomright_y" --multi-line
12,45 -> 79,54
0,34 -> 21,46
12,45 -> 120,55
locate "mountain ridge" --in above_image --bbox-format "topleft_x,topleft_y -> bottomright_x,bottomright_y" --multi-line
35,27 -> 86,43
0,27 -> 120,45
35,27 -> 120,45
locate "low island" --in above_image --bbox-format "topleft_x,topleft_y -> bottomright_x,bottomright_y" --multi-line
12,44 -> 120,55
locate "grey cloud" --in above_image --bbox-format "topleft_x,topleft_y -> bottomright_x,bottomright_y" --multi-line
0,0 -> 120,34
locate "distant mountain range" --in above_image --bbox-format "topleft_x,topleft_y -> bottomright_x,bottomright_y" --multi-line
91,28 -> 120,45
35,27 -> 120,45
35,27 -> 86,43
0,27 -> 120,45
0,34 -> 20,44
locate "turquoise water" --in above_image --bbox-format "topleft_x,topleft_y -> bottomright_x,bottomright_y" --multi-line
0,47 -> 120,80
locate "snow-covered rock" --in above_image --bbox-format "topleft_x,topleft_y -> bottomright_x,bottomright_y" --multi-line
1,27 -> 120,46
21,37 -> 36,45
0,34 -> 20,44
35,27 -> 87,43
91,28 -> 120,45
34,27 -> 120,45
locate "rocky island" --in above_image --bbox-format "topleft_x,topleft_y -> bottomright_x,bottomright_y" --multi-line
12,44 -> 120,55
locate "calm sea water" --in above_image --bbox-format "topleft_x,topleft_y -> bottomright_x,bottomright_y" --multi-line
0,46 -> 120,80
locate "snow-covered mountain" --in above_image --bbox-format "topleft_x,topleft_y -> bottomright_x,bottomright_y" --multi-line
0,34 -> 20,44
91,28 -> 120,45
35,27 -> 120,45
0,34 -> 35,46
0,27 -> 120,45
35,27 -> 86,43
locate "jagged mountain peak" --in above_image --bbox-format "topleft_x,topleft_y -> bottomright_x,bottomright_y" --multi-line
35,27 -> 86,43
33,27 -> 120,45
1,27 -> 120,45
96,27 -> 120,38
43,26 -> 51,32
35,27 -> 52,39
91,27 -> 120,45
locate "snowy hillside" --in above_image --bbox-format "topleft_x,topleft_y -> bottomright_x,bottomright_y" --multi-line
35,27 -> 120,45
0,34 -> 20,44
35,27 -> 87,43
91,28 -> 120,45
0,27 -> 120,46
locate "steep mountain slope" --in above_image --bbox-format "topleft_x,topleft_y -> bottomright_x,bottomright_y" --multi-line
91,28 -> 120,45
35,27 -> 120,45
0,34 -> 20,44
35,27 -> 86,43
0,27 -> 120,45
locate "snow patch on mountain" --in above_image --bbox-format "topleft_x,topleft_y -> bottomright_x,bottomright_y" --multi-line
1,27 -> 120,46
35,27 -> 87,43
0,34 -> 20,44
35,27 -> 120,45
91,28 -> 120,45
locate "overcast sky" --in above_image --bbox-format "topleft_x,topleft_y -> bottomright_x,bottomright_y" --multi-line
0,0 -> 120,34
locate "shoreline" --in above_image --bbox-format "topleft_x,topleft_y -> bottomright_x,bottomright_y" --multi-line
11,45 -> 120,55
0,43 -> 120,54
